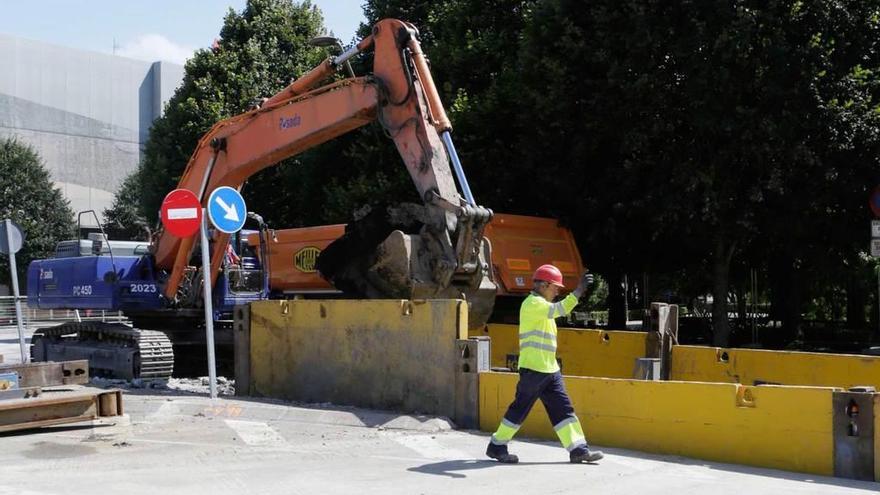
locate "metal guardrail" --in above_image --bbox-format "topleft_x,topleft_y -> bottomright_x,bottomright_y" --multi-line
0,296 -> 124,328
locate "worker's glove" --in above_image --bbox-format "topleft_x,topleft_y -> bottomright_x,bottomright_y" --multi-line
572,272 -> 594,299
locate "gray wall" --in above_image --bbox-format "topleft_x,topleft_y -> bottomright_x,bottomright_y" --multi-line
0,34 -> 184,222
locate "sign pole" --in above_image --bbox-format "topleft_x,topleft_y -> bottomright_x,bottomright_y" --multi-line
5,220 -> 27,364
199,210 -> 218,399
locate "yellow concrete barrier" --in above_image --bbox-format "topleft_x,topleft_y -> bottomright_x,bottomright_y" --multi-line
671,345 -> 880,390
480,372 -> 835,476
470,324 -> 648,378
248,299 -> 467,417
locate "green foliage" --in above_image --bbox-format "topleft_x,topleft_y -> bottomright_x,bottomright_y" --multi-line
361,0 -> 880,339
103,169 -> 148,240
120,0 -> 880,341
130,0 -> 425,229
514,0 -> 880,340
582,273 -> 609,311
138,0 -> 327,225
360,1 -> 538,213
0,137 -> 74,285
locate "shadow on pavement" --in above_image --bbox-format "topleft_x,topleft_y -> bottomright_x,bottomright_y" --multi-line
408,459 -> 575,478
0,422 -> 116,439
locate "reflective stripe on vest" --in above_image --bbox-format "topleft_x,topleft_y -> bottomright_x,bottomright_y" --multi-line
520,341 -> 557,353
549,301 -> 567,318
519,330 -> 557,342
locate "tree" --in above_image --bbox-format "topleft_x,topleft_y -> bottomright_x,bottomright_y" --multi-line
103,169 -> 149,240
752,2 -> 880,343
0,137 -> 74,285
515,0 -> 880,343
137,0 -> 327,227
359,1 -> 538,213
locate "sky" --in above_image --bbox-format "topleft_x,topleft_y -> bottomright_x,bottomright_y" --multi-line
0,0 -> 366,65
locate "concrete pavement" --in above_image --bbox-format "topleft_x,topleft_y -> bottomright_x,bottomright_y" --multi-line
2,324 -> 879,494
1,390 -> 877,495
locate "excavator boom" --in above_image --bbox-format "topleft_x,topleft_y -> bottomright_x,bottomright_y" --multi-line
152,19 -> 496,327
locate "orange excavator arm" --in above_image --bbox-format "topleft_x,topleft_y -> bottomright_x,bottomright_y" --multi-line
153,19 -> 495,324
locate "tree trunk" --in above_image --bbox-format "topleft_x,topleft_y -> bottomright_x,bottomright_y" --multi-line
846,274 -> 867,330
735,283 -> 747,339
768,254 -> 802,346
782,270 -> 803,344
711,233 -> 734,347
607,270 -> 627,329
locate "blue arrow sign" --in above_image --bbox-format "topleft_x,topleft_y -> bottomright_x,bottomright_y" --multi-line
207,186 -> 247,234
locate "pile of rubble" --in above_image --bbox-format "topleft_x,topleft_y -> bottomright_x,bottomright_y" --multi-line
91,376 -> 235,396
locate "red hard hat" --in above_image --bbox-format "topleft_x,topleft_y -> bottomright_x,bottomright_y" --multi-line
533,264 -> 564,287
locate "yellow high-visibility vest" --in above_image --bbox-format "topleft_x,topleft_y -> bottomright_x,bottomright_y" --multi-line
517,292 -> 578,373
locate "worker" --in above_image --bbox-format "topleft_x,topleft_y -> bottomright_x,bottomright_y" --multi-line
225,243 -> 241,266
486,264 -> 604,464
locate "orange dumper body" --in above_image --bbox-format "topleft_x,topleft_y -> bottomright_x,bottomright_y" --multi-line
247,213 -> 584,298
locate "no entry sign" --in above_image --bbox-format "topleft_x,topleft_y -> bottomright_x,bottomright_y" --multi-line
161,189 -> 202,238
871,186 -> 880,218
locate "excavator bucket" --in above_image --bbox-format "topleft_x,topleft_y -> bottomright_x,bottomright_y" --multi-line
316,204 -> 497,330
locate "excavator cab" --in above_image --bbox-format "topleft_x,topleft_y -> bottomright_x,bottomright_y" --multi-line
222,232 -> 263,294
211,226 -> 271,318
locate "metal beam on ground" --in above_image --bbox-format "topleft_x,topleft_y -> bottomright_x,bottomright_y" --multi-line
0,360 -> 89,387
0,387 -> 123,433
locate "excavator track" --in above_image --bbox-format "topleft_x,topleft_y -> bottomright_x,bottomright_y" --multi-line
31,322 -> 174,380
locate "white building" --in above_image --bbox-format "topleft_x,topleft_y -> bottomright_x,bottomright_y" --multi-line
0,34 -> 184,218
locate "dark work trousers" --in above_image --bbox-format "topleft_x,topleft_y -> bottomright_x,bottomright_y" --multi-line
489,368 -> 589,454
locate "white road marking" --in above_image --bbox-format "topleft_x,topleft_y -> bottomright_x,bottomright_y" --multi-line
146,400 -> 180,423
0,486 -> 61,495
385,433 -> 472,460
224,419 -> 288,447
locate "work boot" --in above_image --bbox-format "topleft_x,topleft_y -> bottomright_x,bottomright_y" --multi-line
486,443 -> 519,464
570,448 -> 603,463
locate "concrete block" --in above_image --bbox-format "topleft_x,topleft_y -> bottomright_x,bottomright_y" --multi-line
833,390 -> 875,481
671,345 -> 880,390
249,299 -> 467,420
475,324 -> 649,378
480,372 -> 837,477
454,337 -> 489,429
233,304 -> 251,397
